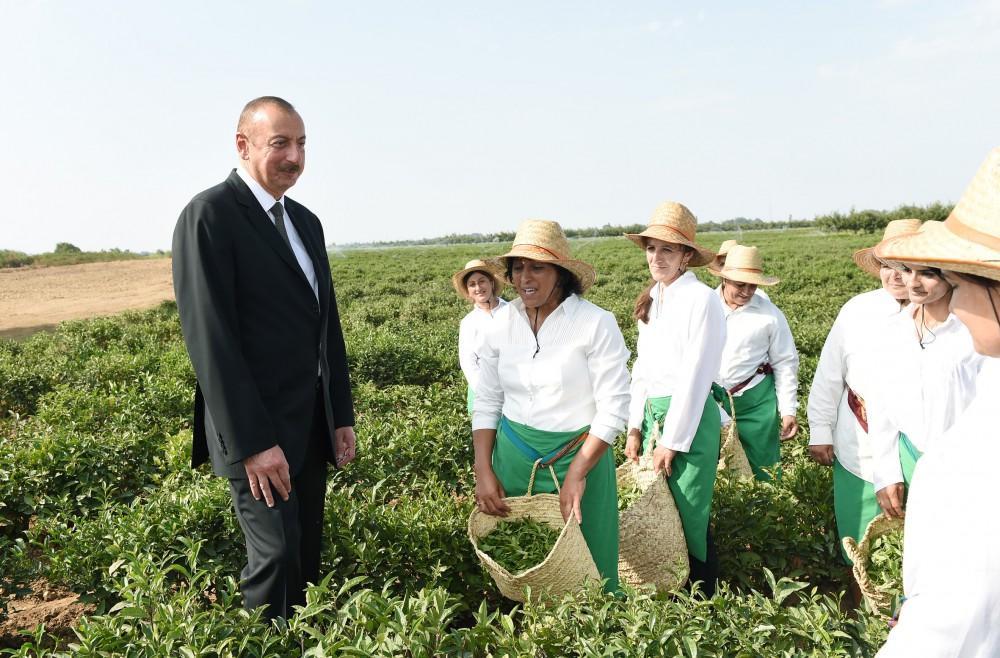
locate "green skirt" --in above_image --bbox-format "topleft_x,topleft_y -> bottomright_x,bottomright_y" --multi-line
899,432 -> 922,487
640,394 -> 720,562
714,374 -> 781,481
832,460 -> 880,565
466,387 -> 475,416
492,416 -> 619,593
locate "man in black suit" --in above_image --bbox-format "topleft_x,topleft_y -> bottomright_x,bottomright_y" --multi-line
172,96 -> 356,619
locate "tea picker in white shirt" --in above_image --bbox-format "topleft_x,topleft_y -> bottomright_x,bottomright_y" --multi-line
453,259 -> 508,415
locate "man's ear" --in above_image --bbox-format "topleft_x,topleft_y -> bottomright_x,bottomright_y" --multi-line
236,133 -> 250,160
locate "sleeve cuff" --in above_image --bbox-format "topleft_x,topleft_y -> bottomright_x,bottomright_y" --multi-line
808,425 -> 834,445
588,423 -> 618,444
472,412 -> 501,432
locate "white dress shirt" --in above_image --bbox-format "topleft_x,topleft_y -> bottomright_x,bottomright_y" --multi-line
877,358 -> 1000,658
458,299 -> 509,390
807,289 -> 907,481
237,166 -> 318,301
628,272 -> 727,452
471,294 -> 631,444
867,308 -> 984,492
714,286 -> 799,417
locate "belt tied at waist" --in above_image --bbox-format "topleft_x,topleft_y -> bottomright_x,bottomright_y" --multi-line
846,387 -> 868,433
729,363 -> 773,395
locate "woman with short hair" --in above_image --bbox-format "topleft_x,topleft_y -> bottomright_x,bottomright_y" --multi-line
623,201 -> 726,596
471,219 -> 631,594
453,259 -> 508,414
873,146 -> 1000,656
711,245 -> 799,480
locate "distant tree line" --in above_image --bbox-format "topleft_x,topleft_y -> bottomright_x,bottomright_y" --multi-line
341,201 -> 952,248
0,243 -> 167,269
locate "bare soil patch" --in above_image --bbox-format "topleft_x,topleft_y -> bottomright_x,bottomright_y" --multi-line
0,259 -> 174,339
0,580 -> 94,649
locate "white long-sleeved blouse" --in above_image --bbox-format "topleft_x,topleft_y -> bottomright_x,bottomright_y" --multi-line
876,358 -> 1000,658
471,294 -> 631,444
714,286 -> 800,417
807,288 -> 907,481
628,272 -> 727,452
458,299 -> 508,390
867,308 -> 984,492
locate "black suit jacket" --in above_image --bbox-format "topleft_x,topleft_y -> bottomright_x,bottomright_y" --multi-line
172,169 -> 354,479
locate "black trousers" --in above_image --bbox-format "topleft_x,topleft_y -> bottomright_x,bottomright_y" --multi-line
688,528 -> 719,598
229,386 -> 329,619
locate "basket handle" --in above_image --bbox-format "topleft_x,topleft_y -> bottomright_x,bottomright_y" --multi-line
526,459 -> 560,496
725,390 -> 738,425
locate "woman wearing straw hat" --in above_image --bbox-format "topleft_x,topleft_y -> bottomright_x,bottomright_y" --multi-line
710,245 -> 799,481
708,240 -> 770,301
872,147 -> 1000,657
623,201 -> 726,596
471,219 -> 631,594
453,259 -> 508,415
807,219 -> 920,572
865,224 -> 984,520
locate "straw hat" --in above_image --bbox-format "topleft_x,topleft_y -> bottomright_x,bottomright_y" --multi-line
490,219 -> 596,292
875,147 -> 1000,282
451,259 -> 506,300
624,202 -> 715,267
852,219 -> 923,276
707,239 -> 740,275
711,245 -> 780,286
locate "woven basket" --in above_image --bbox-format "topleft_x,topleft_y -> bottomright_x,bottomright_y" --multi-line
842,513 -> 904,617
468,462 -> 600,602
617,454 -> 689,592
717,391 -> 754,480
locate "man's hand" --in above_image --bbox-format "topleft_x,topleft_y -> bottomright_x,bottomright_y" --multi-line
780,415 -> 799,440
809,444 -> 835,466
334,426 -> 357,467
243,445 -> 291,507
624,429 -> 642,464
876,483 -> 906,519
652,445 -> 678,477
474,466 -> 510,517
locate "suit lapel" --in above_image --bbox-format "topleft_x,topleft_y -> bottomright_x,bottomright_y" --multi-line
285,202 -> 331,304
226,171 -> 314,292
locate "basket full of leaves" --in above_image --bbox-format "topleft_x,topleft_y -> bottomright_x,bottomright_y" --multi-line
616,454 -> 689,592
468,462 -> 600,602
717,392 -> 754,480
842,512 -> 904,618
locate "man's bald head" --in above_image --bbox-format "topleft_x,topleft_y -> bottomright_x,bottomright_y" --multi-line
237,96 -> 297,134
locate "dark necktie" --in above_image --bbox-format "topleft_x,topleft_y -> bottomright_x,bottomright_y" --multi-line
270,202 -> 292,250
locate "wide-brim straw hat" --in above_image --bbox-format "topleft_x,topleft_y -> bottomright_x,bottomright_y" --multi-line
710,244 -> 780,286
852,219 -> 923,276
707,239 -> 740,275
874,147 -> 1000,282
489,219 -> 596,292
451,259 -> 506,300
624,201 -> 715,267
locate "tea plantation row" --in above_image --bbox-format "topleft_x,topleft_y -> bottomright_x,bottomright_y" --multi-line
0,228 -> 892,656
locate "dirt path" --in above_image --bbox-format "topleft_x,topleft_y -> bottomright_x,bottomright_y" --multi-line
0,259 -> 174,339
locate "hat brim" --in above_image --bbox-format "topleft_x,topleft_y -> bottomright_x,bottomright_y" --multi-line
489,247 -> 597,292
874,221 -> 1000,283
451,264 -> 507,300
712,269 -> 780,286
852,247 -> 883,277
624,227 -> 715,267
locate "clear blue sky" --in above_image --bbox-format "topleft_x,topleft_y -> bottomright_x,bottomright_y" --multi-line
4,1 -> 999,253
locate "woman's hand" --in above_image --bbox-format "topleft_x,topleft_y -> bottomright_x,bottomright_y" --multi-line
652,445 -> 678,477
624,429 -> 642,463
780,415 -> 799,440
560,466 -> 587,523
876,483 -> 906,519
808,444 -> 834,466
474,466 -> 509,517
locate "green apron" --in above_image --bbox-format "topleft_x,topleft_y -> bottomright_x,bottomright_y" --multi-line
466,387 -> 475,416
899,432 -> 922,487
713,374 -> 781,481
832,460 -> 880,565
640,393 -> 720,562
492,416 -> 619,593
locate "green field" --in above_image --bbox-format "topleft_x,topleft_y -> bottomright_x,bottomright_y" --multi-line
0,228 -> 896,656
